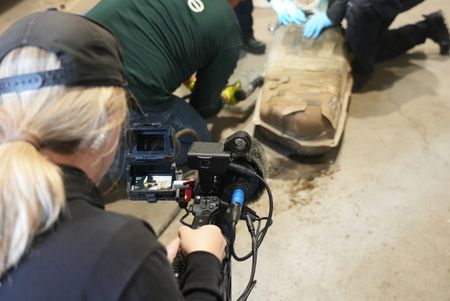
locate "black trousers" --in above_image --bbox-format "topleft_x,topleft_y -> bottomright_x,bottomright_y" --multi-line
345,1 -> 428,80
234,0 -> 254,42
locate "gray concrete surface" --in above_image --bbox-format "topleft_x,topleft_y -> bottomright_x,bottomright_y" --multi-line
165,2 -> 450,300
2,1 -> 450,300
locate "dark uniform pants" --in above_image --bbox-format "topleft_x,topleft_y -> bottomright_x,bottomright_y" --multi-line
234,0 -> 254,42
345,0 -> 427,81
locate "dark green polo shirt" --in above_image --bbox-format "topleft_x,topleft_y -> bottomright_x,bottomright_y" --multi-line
86,0 -> 242,117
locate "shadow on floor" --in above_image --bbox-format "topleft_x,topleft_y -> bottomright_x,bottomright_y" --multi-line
0,0 -> 23,13
356,52 -> 429,93
207,104 -> 255,141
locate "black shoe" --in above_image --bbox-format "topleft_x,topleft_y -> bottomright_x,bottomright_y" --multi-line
242,37 -> 266,55
351,63 -> 372,92
352,77 -> 368,92
423,10 -> 450,55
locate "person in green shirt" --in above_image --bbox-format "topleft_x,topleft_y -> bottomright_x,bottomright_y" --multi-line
86,0 -> 242,164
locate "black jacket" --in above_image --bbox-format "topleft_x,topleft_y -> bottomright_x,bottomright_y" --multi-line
0,165 -> 222,301
327,0 -> 425,24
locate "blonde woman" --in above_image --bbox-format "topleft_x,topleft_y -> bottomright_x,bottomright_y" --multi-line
0,10 -> 226,300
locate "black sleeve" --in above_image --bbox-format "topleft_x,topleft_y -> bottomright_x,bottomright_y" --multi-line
120,249 -> 223,301
189,46 -> 240,118
181,251 -> 223,301
120,245 -> 185,300
400,0 -> 424,12
326,0 -> 349,25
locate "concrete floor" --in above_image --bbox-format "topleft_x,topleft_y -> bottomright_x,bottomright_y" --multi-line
2,1 -> 450,300
222,2 -> 450,300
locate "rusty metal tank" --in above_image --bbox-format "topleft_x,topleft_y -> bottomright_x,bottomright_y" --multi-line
253,25 -> 353,155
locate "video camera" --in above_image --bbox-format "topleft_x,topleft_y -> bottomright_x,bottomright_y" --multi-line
125,122 -> 273,301
126,122 -> 264,209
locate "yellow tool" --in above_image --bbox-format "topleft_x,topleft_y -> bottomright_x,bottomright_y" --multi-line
183,75 -> 242,105
221,81 -> 241,105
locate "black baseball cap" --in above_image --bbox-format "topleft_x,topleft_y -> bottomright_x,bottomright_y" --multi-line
0,10 -> 127,94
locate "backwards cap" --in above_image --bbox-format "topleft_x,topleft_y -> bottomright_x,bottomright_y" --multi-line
0,10 -> 127,94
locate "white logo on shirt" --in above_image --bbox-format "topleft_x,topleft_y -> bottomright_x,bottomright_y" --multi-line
187,0 -> 204,13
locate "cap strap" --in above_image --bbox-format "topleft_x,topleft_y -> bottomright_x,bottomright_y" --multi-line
0,69 -> 68,94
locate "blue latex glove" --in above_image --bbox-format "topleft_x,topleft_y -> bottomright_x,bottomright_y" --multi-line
304,12 -> 333,39
271,0 -> 306,25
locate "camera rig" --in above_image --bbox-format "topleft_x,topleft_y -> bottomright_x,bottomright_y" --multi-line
125,123 -> 273,301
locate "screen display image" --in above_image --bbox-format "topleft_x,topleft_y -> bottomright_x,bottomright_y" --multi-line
131,175 -> 173,191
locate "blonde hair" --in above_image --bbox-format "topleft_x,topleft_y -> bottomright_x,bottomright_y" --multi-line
0,47 -> 128,276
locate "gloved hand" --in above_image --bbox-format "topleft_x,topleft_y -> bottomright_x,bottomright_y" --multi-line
304,12 -> 333,39
183,74 -> 197,91
271,0 -> 306,25
221,81 -> 241,105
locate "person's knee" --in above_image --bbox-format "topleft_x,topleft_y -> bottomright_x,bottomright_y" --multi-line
346,1 -> 379,27
345,2 -> 382,53
348,1 -> 376,16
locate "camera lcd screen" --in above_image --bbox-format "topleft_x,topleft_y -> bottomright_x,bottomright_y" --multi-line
136,134 -> 165,152
132,174 -> 173,191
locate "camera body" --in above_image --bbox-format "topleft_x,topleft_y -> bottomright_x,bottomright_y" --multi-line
125,122 -> 259,219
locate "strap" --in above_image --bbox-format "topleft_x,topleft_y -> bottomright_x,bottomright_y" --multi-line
0,69 -> 68,94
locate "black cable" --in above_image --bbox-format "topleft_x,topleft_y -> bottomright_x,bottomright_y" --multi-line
179,209 -> 192,227
232,174 -> 273,261
255,174 -> 273,241
237,214 -> 258,301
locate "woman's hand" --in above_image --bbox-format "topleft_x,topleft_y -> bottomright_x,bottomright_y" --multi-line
178,225 -> 227,261
165,237 -> 181,263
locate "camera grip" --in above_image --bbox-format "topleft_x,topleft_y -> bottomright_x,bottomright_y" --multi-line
192,213 -> 212,228
173,196 -> 220,282
191,196 -> 220,228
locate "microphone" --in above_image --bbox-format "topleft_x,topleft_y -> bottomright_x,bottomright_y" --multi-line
226,136 -> 268,203
234,76 -> 264,101
223,135 -> 268,225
